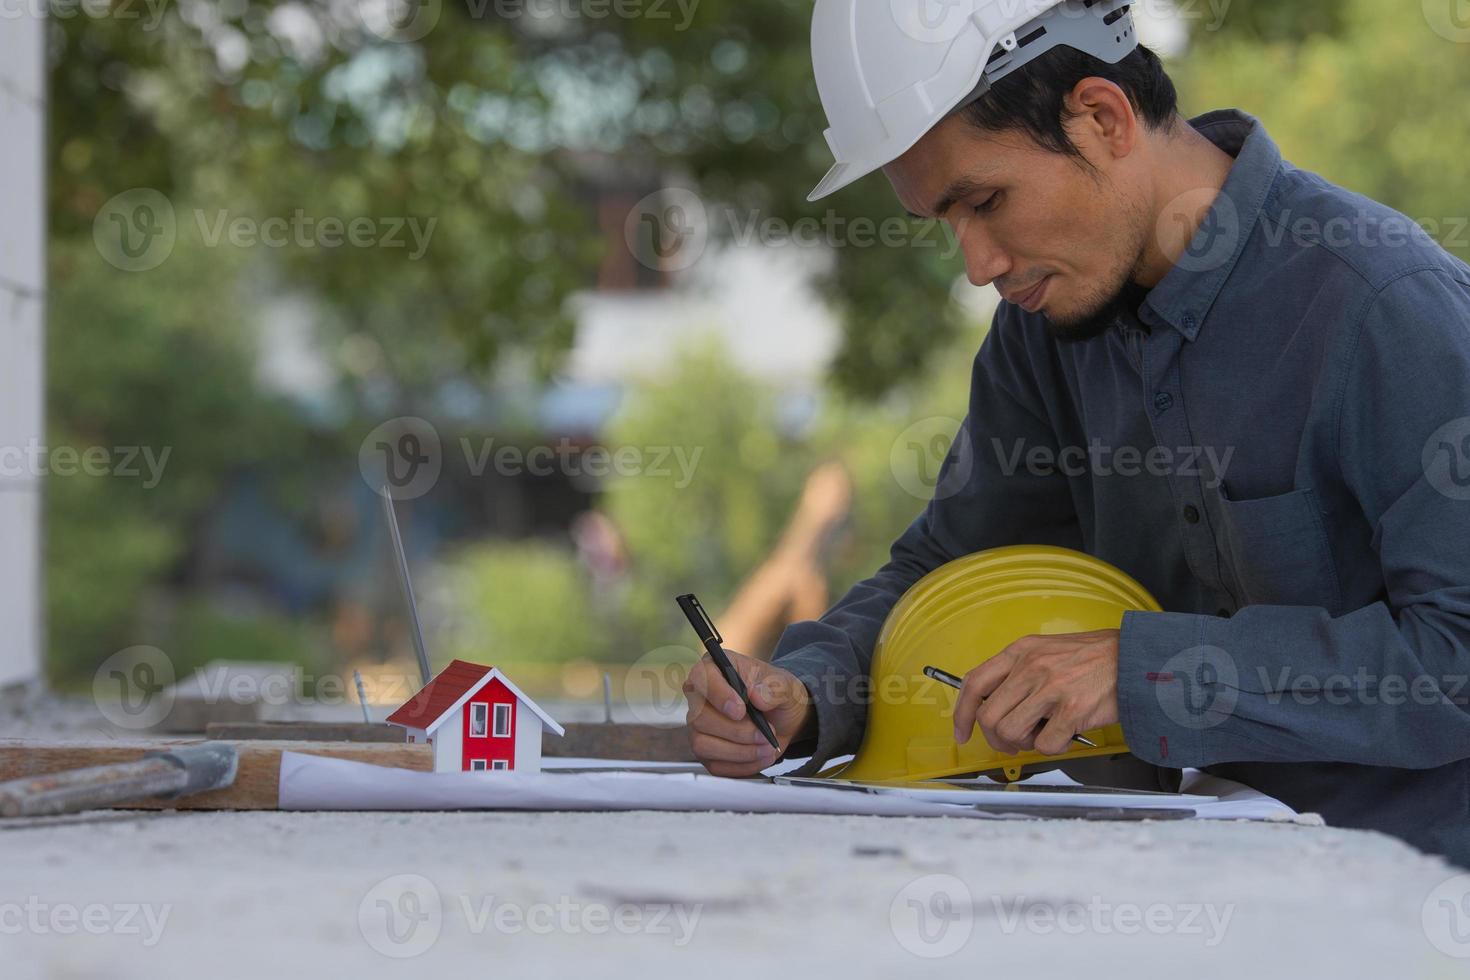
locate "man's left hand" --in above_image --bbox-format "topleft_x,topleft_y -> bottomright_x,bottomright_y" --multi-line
951,629 -> 1120,756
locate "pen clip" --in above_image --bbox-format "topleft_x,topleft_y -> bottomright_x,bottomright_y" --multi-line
676,593 -> 722,646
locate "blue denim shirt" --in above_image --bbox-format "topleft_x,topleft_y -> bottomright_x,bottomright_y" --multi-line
772,108 -> 1470,866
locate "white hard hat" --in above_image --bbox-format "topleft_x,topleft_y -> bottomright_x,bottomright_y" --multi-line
808,0 -> 1140,202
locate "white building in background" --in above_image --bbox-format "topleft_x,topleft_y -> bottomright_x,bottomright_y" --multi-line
565,244 -> 841,388
0,14 -> 44,688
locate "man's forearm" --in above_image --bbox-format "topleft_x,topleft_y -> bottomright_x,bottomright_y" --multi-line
771,550 -> 946,773
1118,599 -> 1470,770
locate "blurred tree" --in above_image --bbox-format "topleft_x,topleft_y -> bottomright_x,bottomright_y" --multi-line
435,325 -> 984,667
438,539 -> 609,665
1186,0 -> 1347,44
602,339 -> 809,643
1174,0 -> 1470,264
601,329 -> 981,657
49,0 -> 963,402
45,238 -> 313,679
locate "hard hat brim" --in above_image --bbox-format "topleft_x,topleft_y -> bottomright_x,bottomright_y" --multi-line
808,160 -> 860,203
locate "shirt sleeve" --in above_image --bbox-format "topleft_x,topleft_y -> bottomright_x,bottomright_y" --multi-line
772,307 -> 1082,773
1116,266 -> 1470,770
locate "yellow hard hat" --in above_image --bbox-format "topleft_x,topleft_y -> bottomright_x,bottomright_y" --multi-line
820,545 -> 1162,784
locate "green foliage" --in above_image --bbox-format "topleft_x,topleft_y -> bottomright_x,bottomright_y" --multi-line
438,540 -> 609,664
602,340 -> 803,631
435,329 -> 984,665
1173,0 -> 1470,263
605,332 -> 981,655
1188,0 -> 1347,44
163,599 -> 330,680
48,1 -> 964,400
45,237 -> 308,680
45,472 -> 177,679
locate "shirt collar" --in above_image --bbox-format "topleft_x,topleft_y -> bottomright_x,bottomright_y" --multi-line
1140,108 -> 1282,342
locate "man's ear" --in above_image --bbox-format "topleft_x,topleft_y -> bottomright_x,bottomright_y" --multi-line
1065,77 -> 1139,166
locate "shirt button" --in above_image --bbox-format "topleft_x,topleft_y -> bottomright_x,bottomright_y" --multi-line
1183,504 -> 1201,524
1153,391 -> 1174,412
1183,313 -> 1198,331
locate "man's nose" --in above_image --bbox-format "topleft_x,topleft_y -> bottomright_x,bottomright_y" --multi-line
956,224 -> 1010,287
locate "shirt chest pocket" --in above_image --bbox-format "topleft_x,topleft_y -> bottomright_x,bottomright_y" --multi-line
1213,484 -> 1343,614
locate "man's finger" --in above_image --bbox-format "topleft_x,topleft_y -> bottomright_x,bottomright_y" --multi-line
681,656 -> 744,721
970,666 -> 1042,745
690,731 -> 778,766
685,701 -> 768,744
986,686 -> 1057,754
702,759 -> 768,778
749,670 -> 805,714
1032,711 -> 1082,757
953,646 -> 1023,744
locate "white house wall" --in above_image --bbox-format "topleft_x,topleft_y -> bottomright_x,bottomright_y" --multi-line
432,713 -> 463,774
515,711 -> 543,772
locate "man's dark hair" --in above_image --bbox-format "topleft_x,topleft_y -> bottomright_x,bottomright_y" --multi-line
960,43 -> 1179,163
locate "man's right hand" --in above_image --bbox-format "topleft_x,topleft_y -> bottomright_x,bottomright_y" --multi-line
682,651 -> 815,777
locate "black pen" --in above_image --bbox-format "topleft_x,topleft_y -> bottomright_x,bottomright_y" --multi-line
676,593 -> 781,751
923,665 -> 1100,749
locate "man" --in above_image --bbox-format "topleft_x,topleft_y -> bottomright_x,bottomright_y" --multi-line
682,0 -> 1470,865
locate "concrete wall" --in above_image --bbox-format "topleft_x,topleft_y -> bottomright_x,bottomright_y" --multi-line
0,14 -> 45,688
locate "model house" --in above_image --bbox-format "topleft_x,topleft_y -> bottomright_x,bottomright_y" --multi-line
386,660 -> 564,773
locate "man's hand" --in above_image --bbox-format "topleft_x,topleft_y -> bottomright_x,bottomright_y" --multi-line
952,629 -> 1120,757
683,651 -> 814,777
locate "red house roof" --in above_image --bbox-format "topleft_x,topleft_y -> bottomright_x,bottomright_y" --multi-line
385,659 -> 564,736
385,660 -> 492,730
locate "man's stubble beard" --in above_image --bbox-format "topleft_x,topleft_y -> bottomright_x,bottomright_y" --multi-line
1043,198 -> 1153,344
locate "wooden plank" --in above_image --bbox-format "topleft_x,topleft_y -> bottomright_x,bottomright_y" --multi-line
206,722 -> 406,743
206,721 -> 696,761
554,723 -> 694,762
0,724 -> 697,812
0,740 -> 431,811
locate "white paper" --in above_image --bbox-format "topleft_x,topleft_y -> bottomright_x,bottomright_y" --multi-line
279,752 -> 999,818
775,776 -> 1220,809
278,752 -> 1301,822
542,758 -> 705,772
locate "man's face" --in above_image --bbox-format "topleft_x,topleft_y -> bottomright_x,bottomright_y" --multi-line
883,109 -> 1150,341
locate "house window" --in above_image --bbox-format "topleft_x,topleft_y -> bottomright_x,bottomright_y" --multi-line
491,759 -> 508,770
493,703 -> 512,737
470,703 -> 488,737
471,759 -> 487,772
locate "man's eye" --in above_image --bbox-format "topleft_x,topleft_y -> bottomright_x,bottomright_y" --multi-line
974,193 -> 1001,215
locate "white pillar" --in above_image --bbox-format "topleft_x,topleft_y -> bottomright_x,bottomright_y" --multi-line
0,13 -> 45,689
